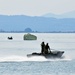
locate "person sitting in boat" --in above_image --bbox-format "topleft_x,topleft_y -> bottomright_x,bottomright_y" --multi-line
44,43 -> 51,54
41,41 -> 45,54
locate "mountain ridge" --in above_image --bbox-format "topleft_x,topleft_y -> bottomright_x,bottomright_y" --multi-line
42,10 -> 75,18
0,15 -> 75,32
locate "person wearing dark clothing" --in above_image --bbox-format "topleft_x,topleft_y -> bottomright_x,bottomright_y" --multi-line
45,43 -> 50,54
41,42 -> 45,54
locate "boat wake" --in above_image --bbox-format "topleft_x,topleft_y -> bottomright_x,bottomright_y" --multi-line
0,54 -> 72,62
0,55 -> 47,62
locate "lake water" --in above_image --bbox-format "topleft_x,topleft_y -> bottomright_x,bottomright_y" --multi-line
0,33 -> 75,75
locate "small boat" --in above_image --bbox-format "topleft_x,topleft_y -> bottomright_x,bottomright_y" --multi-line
27,50 -> 64,58
8,37 -> 13,40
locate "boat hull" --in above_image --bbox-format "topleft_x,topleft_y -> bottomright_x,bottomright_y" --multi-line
27,51 -> 64,58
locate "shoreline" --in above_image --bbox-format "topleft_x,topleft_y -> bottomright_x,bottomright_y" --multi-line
0,31 -> 75,33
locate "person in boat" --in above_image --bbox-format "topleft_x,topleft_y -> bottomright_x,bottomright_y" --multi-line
44,43 -> 51,54
41,41 -> 45,54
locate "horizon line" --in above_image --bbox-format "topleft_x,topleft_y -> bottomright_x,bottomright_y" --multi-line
0,10 -> 75,17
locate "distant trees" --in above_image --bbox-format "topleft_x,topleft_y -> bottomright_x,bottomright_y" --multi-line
25,28 -> 33,32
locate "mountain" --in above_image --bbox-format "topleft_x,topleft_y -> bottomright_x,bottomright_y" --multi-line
42,13 -> 58,18
0,15 -> 75,32
43,10 -> 75,18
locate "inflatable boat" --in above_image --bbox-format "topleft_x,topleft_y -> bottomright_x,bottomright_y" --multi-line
27,50 -> 64,58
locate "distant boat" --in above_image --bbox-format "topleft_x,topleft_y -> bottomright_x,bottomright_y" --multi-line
23,33 -> 37,40
8,36 -> 13,40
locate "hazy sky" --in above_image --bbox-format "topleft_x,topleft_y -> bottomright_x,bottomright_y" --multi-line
0,0 -> 75,16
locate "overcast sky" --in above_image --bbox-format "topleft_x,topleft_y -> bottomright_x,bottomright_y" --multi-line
0,0 -> 75,16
